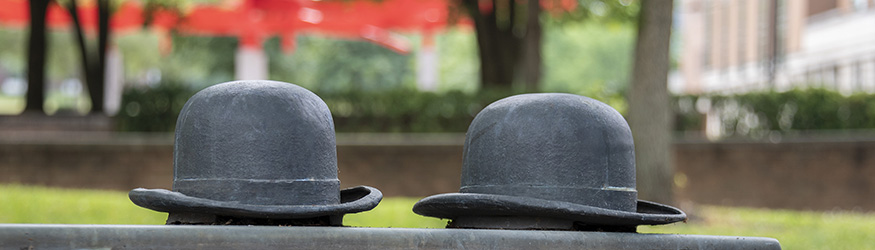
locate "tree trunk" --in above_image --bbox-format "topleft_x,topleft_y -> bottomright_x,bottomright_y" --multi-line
26,0 -> 51,113
628,0 -> 675,204
93,0 -> 109,113
520,0 -> 541,91
66,0 -> 90,91
65,0 -> 109,113
462,0 -> 541,91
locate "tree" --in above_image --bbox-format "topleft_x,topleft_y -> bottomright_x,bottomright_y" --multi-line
24,0 -> 112,114
455,0 -> 637,92
63,0 -> 111,114
459,0 -> 541,91
26,0 -> 51,113
628,0 -> 674,204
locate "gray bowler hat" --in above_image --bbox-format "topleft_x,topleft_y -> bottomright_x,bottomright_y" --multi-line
129,81 -> 381,223
413,93 -> 685,231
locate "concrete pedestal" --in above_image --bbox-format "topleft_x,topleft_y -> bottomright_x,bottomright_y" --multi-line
0,224 -> 780,249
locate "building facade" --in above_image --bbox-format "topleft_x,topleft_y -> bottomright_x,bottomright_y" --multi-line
674,0 -> 875,95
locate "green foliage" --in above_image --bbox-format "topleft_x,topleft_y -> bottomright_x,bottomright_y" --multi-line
141,0 -> 223,21
0,19 -> 81,82
116,84 -> 522,132
115,31 -> 162,80
322,88 -> 523,133
162,35 -> 237,87
45,31 -> 82,81
673,94 -> 703,131
435,29 -> 480,94
0,28 -> 26,74
115,84 -> 620,133
543,0 -> 640,24
116,82 -> 196,132
675,89 -> 875,138
115,32 -> 237,89
114,25 -> 635,132
267,36 -> 415,93
541,22 -> 634,113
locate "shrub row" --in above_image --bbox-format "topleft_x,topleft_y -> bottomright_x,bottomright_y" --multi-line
116,83 -> 524,133
120,83 -> 873,136
116,82 -> 195,132
674,89 -> 875,138
319,89 -> 518,133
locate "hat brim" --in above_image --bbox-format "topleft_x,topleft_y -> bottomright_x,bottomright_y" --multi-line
129,185 -> 382,219
413,193 -> 685,226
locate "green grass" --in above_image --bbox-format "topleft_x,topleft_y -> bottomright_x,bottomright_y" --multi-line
2,184 -> 874,249
0,93 -> 90,115
0,95 -> 24,114
344,197 -> 448,228
0,184 -> 446,227
640,206 -> 875,250
0,184 -> 166,224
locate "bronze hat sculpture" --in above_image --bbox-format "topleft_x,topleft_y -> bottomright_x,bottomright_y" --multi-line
413,93 -> 685,231
130,80 -> 381,225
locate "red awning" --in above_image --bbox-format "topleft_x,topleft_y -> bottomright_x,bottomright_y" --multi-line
0,0 -> 144,33
0,0 -> 478,53
152,0 -> 462,52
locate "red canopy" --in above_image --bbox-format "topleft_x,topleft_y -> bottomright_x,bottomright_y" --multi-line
0,0 -> 581,53
0,0 -> 144,33
0,0 -> 462,53
149,0 -> 461,53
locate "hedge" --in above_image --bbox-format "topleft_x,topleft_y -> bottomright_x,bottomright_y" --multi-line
117,83 -> 523,133
674,88 -> 875,138
119,84 -> 872,136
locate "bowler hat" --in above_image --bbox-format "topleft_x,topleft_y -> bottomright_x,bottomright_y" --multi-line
413,93 -> 685,230
129,81 -> 381,224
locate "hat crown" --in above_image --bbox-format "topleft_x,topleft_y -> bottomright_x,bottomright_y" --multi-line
172,81 -> 339,205
461,93 -> 637,211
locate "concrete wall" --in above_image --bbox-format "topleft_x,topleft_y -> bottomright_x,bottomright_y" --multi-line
1,133 -> 873,211
0,133 -> 172,191
674,138 -> 875,211
0,133 -> 464,197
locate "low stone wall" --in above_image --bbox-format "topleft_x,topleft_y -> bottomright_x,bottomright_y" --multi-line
0,132 -> 172,191
674,138 -> 875,211
0,114 -> 114,132
1,133 -> 873,211
0,133 -> 464,197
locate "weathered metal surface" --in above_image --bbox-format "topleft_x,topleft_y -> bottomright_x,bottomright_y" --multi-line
414,93 -> 685,230
0,224 -> 781,250
128,80 -> 381,224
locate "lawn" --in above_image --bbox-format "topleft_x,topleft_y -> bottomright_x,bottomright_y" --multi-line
0,95 -> 24,114
2,184 -> 873,249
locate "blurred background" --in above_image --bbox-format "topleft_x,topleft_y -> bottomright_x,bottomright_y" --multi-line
0,0 -> 874,249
